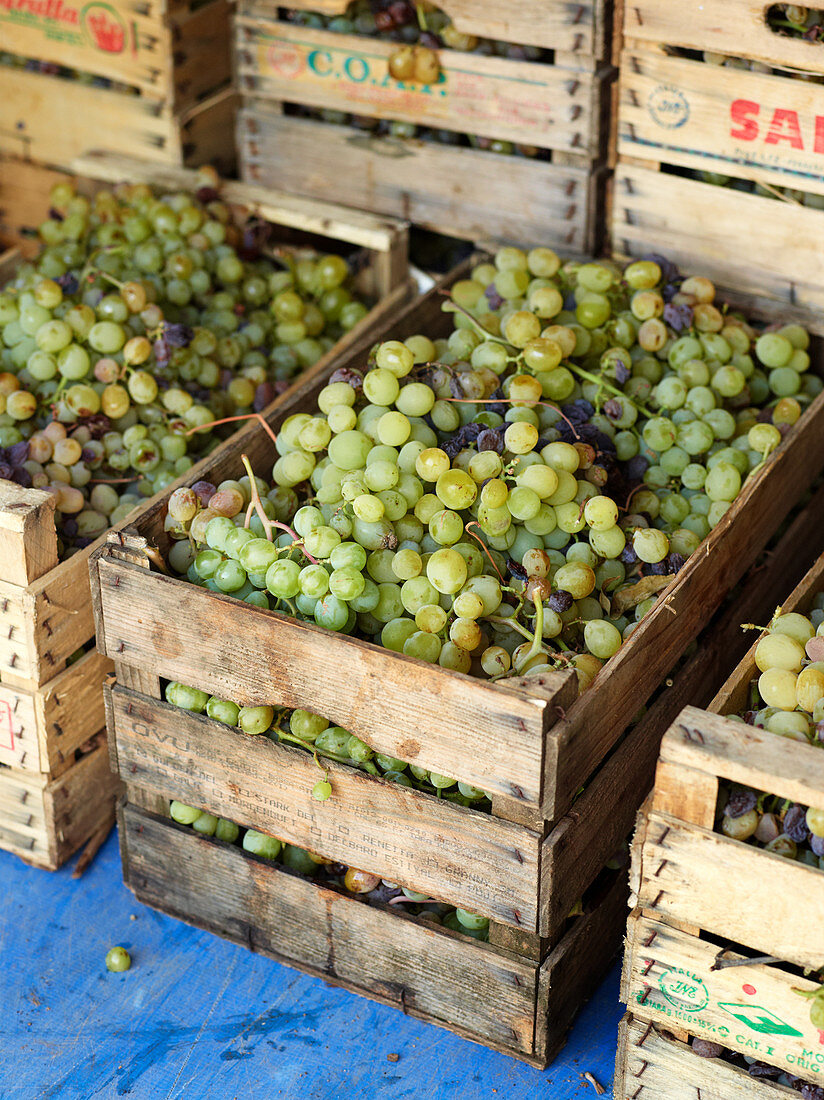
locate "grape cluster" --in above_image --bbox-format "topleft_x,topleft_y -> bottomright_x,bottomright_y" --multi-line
164,680 -> 490,805
691,1035 -> 824,1095
163,248 -> 818,690
167,796 -> 490,939
284,2 -> 545,60
0,176 -> 367,557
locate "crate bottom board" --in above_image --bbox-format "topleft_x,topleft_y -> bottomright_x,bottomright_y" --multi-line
239,109 -> 603,253
120,802 -> 628,1066
615,1014 -> 799,1100
0,739 -> 119,870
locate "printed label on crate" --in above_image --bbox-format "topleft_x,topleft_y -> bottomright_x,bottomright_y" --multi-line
619,50 -> 824,194
0,0 -> 136,56
244,24 -> 585,148
632,961 -> 824,1079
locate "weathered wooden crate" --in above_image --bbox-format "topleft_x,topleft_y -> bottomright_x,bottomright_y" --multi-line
620,552 -> 824,1088
624,0 -> 824,74
610,1 -> 824,327
238,104 -> 608,252
271,0 -> 614,59
0,151 -> 410,867
0,70 -> 237,173
614,1013 -> 803,1100
1,0 -> 232,111
0,735 -> 119,871
234,1 -> 612,155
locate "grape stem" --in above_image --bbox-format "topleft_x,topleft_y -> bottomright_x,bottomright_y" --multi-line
239,453 -> 319,563
463,521 -> 506,582
523,592 -> 545,663
438,293 -> 509,345
186,412 -> 278,448
566,361 -> 653,417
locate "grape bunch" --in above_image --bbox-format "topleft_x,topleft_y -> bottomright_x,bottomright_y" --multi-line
162,248 -> 818,692
164,679 -> 489,805
691,1035 -> 824,1094
167,796 -> 491,939
0,175 -> 367,557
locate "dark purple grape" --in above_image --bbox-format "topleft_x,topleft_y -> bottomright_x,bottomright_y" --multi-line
507,559 -> 528,581
800,1086 -> 824,1100
254,382 -> 275,412
191,481 -> 216,506
691,1038 -> 724,1059
477,428 -> 504,453
484,284 -> 503,310
55,272 -> 78,293
641,252 -> 680,285
329,366 -> 364,391
748,1062 -> 783,1079
614,361 -> 631,384
783,804 -> 810,843
163,323 -> 194,348
548,590 -> 573,613
624,455 -> 650,482
663,302 -> 694,333
810,834 -> 824,857
665,553 -> 686,574
725,789 -> 758,818
195,186 -> 220,203
620,545 -> 639,566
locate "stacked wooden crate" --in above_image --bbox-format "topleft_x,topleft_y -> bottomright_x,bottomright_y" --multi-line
236,0 -> 615,251
615,551 -> 824,1098
611,0 -> 824,327
89,265 -> 824,1061
0,0 -> 235,176
0,151 -> 410,869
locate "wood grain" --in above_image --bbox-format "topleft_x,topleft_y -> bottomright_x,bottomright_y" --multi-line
110,687 -> 544,930
614,1014 -> 798,1100
234,12 -> 604,153
624,0 -> 824,74
623,915 -> 824,1087
636,809 -> 824,970
239,107 -> 601,252
97,559 -> 569,806
122,804 -> 539,1055
0,481 -> 58,587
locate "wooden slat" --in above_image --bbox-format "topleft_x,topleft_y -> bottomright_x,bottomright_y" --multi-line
110,687 -> 543,931
239,107 -> 600,252
544,365 -> 824,817
97,560 -> 570,807
234,14 -> 604,154
659,708 -> 824,814
636,810 -> 824,970
615,1014 -> 798,1100
0,767 -> 50,865
0,581 -> 38,687
618,46 -> 824,197
623,915 -> 824,1086
611,162 -> 824,324
624,0 -> 824,75
251,0 -> 609,57
45,738 -> 119,866
0,481 -> 58,586
122,803 -> 539,1056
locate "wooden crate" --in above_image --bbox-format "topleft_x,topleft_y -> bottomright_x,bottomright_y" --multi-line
0,151 -> 410,866
89,265 -> 824,825
609,1 -> 824,327
614,1013 -> 803,1100
0,736 -> 119,871
271,0 -> 614,59
238,104 -> 607,252
620,551 -> 824,1087
0,70 -> 238,173
119,803 -> 627,1066
1,0 -> 232,111
234,2 -> 611,155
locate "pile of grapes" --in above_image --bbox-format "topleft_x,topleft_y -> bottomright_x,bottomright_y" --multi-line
0,51 -> 138,96
164,679 -> 490,804
0,176 -> 367,557
163,248 -> 819,688
691,1034 -> 824,1095
166,795 -> 491,939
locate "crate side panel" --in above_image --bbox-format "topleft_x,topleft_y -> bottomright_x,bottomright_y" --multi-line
239,109 -> 596,250
611,162 -> 824,319
618,48 -> 824,197
97,560 -> 561,805
0,481 -> 58,586
624,915 -> 824,1086
0,681 -> 44,771
122,804 -> 539,1053
111,689 -> 543,931
41,649 -> 114,774
235,17 -> 602,153
615,1015 -> 796,1100
46,739 -> 119,864
637,812 -> 824,970
0,768 -> 51,865
625,0 -> 824,75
